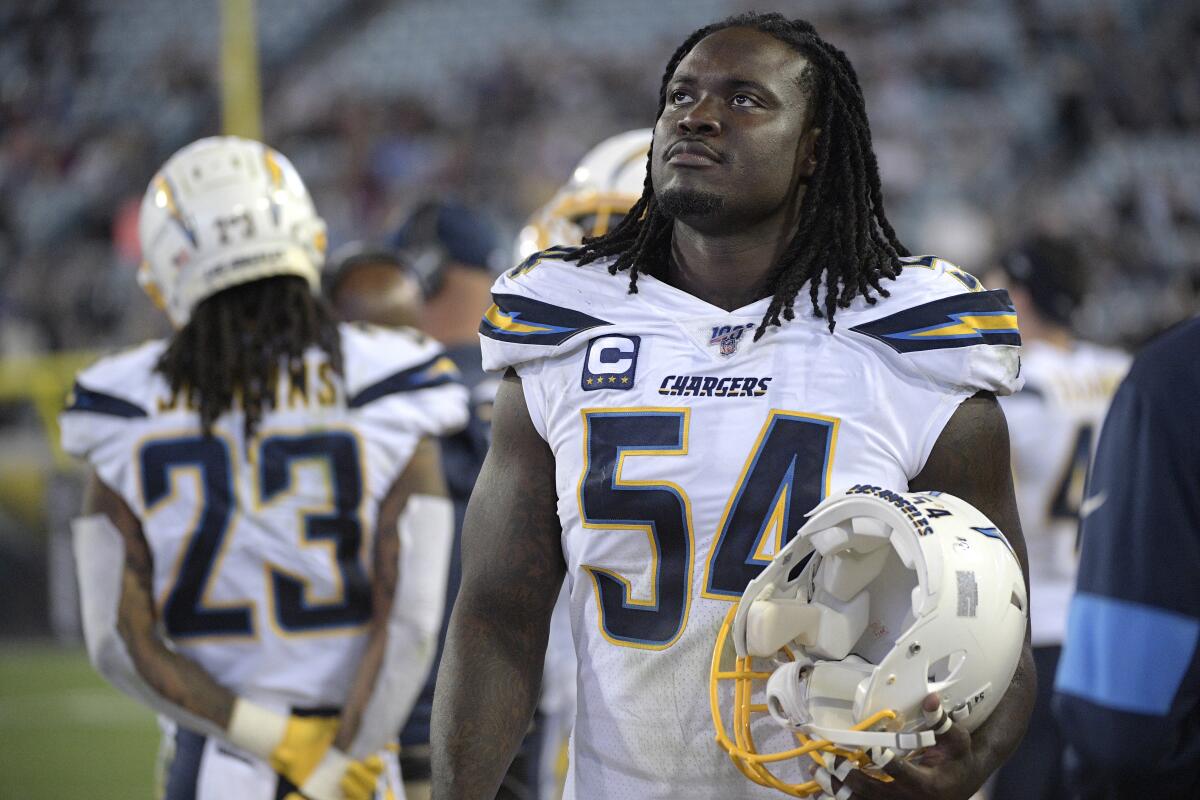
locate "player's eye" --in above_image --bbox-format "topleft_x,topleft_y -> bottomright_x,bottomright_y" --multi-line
669,89 -> 693,105
731,93 -> 760,108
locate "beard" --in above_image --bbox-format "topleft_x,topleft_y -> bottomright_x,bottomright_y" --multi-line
658,187 -> 725,219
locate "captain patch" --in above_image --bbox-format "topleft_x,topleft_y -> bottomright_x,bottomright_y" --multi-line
582,335 -> 640,391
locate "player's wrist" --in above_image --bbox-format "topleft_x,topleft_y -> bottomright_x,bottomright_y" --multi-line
225,698 -> 289,761
300,747 -> 354,800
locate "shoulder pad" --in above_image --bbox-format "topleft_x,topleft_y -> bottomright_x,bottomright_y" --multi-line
842,256 -> 1023,396
479,251 -> 627,373
340,322 -> 462,406
64,340 -> 167,420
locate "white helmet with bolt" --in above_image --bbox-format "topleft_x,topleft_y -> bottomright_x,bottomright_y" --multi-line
137,136 -> 327,326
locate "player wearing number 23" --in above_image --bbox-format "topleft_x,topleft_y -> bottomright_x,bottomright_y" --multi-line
434,12 -> 1035,800
61,137 -> 467,800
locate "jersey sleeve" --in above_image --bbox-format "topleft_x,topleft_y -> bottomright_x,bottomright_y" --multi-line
477,249 -> 617,376
846,256 -> 1023,397
478,250 -> 620,439
59,342 -> 164,501
343,324 -> 470,436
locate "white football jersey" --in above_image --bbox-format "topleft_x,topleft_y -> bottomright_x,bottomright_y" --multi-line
480,251 -> 1022,799
61,323 -> 468,711
999,339 -> 1129,646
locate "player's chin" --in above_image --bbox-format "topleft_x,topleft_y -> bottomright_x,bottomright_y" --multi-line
657,185 -> 726,220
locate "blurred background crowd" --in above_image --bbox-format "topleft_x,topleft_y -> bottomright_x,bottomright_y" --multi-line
3,0 -> 1198,360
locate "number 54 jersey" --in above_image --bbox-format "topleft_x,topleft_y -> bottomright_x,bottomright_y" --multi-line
480,251 -> 1023,799
60,323 -> 468,711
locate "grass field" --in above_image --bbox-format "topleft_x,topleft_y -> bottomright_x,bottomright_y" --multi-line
0,643 -> 160,799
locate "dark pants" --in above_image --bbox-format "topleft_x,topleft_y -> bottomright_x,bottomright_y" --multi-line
991,645 -> 1064,800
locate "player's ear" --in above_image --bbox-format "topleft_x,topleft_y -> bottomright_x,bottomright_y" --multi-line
798,127 -> 822,179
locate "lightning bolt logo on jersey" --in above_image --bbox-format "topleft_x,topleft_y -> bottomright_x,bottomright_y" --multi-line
479,252 -> 1022,799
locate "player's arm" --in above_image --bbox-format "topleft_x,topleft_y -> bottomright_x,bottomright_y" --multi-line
334,437 -> 453,757
77,473 -> 377,800
430,371 -> 566,799
82,472 -> 238,727
844,392 -> 1036,800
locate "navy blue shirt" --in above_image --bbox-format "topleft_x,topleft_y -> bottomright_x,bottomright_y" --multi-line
1053,317 -> 1200,799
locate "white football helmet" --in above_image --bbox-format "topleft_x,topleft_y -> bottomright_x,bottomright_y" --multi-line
710,485 -> 1027,798
513,128 -> 652,262
138,136 -> 327,327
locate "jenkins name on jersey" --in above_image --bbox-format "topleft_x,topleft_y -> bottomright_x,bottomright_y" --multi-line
61,322 -> 468,713
480,249 -> 1022,799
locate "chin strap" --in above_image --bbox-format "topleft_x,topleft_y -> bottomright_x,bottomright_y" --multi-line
923,699 -> 958,735
804,698 -> 961,798
803,695 -> 961,762
809,752 -> 858,800
803,723 -> 936,752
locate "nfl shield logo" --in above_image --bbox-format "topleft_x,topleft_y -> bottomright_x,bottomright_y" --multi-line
708,323 -> 754,357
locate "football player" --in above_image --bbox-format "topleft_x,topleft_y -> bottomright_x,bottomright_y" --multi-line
433,12 -> 1034,800
62,137 -> 467,800
987,236 -> 1129,800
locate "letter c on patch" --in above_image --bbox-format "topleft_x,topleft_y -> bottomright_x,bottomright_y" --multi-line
587,336 -> 636,374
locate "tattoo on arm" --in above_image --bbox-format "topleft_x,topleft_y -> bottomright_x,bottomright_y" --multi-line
431,371 -> 566,799
911,392 -> 1036,778
334,437 -> 445,750
85,473 -> 237,729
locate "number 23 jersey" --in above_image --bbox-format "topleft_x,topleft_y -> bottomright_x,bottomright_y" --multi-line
60,323 -> 468,711
480,251 -> 1023,799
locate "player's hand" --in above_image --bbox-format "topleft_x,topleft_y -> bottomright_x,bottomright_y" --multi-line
291,750 -> 384,800
267,714 -> 340,789
226,701 -> 383,800
836,694 -> 985,800
339,754 -> 385,800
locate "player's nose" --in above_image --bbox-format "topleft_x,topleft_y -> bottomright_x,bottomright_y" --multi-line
678,94 -> 723,137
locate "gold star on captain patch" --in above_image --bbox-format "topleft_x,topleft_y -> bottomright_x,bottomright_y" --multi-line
608,376 -> 617,383
585,377 -> 594,385
621,376 -> 630,384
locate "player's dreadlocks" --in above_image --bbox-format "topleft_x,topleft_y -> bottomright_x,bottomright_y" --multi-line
567,12 -> 909,336
156,275 -> 343,439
